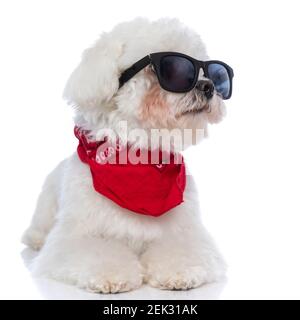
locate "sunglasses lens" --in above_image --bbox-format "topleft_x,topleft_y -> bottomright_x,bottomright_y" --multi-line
159,56 -> 196,92
207,63 -> 230,99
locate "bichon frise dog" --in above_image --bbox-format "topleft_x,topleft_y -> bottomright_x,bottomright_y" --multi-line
22,17 -> 233,293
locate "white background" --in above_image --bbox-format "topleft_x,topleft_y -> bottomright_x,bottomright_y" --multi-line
0,0 -> 300,299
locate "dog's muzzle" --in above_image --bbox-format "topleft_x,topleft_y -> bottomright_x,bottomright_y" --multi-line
195,80 -> 214,100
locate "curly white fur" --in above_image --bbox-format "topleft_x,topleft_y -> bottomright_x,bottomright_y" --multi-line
22,17 -> 226,293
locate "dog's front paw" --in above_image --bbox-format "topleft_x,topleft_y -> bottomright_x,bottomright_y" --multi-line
35,260 -> 144,294
35,261 -> 143,294
141,243 -> 226,290
144,265 -> 210,290
82,274 -> 143,293
32,236 -> 144,294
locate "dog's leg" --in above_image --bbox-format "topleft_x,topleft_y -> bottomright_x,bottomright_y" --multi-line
31,224 -> 143,293
28,155 -> 143,293
22,161 -> 65,250
141,222 -> 226,290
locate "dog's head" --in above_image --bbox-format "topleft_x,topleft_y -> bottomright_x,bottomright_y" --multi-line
64,18 -> 226,150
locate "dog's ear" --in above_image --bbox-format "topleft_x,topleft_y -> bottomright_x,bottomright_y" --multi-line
63,34 -> 123,109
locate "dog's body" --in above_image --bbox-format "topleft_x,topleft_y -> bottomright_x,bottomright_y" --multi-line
22,18 -> 226,293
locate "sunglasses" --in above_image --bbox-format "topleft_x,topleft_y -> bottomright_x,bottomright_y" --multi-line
119,52 -> 234,100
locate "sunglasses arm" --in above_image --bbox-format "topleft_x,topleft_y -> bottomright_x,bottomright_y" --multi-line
119,55 -> 151,88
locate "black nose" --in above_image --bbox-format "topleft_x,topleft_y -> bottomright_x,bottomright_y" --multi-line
196,80 -> 214,99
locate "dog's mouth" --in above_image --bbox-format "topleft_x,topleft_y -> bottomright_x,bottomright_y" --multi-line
173,91 -> 214,119
179,104 -> 211,117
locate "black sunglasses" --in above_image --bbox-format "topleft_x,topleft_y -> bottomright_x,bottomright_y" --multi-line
119,52 -> 234,100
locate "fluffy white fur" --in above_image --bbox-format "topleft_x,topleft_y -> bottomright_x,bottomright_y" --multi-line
22,17 -> 226,293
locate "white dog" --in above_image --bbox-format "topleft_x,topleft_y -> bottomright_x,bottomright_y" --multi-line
22,18 -> 230,293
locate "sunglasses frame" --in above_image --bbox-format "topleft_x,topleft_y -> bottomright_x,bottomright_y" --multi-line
119,51 -> 234,99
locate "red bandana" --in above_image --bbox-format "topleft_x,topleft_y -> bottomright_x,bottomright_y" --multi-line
74,127 -> 186,217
